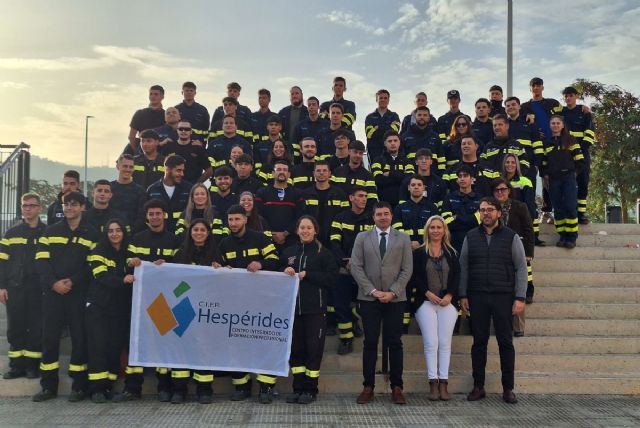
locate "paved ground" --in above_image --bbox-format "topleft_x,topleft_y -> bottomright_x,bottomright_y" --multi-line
0,393 -> 638,427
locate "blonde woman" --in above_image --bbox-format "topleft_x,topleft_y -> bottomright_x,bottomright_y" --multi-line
414,215 -> 460,401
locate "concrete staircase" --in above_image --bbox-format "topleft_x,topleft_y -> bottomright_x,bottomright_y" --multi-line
1,223 -> 639,396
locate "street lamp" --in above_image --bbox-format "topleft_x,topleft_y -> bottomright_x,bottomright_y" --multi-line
84,115 -> 94,195
507,0 -> 513,97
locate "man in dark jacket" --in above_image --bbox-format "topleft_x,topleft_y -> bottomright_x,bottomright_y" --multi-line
0,192 -> 47,379
33,192 -> 100,402
146,155 -> 192,233
458,197 -> 527,405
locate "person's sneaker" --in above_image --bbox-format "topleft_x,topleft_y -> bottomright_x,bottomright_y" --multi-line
68,390 -> 86,402
325,326 -> 337,337
158,390 -> 172,402
535,238 -> 546,247
556,240 -> 566,248
2,369 -> 26,380
230,388 -> 251,401
113,390 -> 141,402
25,369 -> 40,379
564,241 -> 576,249
337,339 -> 353,355
91,392 -> 107,404
198,393 -> 212,404
514,331 -> 524,338
353,321 -> 364,338
32,389 -> 57,402
285,392 -> 300,403
258,386 -> 273,404
298,392 -> 315,404
171,392 -> 185,404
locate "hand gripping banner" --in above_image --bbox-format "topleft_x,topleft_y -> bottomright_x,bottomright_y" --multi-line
129,262 -> 299,376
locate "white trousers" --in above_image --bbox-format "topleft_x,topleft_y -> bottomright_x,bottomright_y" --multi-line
415,301 -> 458,380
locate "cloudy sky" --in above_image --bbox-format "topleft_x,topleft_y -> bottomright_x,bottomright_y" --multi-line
1,0 -> 638,168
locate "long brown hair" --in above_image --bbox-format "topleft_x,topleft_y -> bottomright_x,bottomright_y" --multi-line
550,115 -> 576,150
448,114 -> 473,141
183,183 -> 215,228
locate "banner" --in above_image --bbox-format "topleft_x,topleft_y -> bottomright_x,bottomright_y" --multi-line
129,261 -> 299,377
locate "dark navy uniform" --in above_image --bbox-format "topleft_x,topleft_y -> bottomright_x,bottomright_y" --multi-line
133,154 -> 165,191
175,101 -> 210,143
320,98 -> 356,128
371,152 -> 414,208
302,185 -> 349,245
401,124 -> 445,174
441,190 -> 481,251
146,179 -> 193,233
332,165 -> 378,208
364,110 -> 401,160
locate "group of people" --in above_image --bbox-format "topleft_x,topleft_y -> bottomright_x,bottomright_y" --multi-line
0,76 -> 592,406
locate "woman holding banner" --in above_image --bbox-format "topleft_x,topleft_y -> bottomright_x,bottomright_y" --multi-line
86,218 -> 134,403
282,215 -> 338,404
170,219 -> 223,404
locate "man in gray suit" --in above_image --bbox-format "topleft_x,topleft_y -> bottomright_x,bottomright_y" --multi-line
350,201 -> 413,405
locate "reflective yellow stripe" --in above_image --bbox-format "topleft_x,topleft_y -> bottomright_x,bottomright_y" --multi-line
327,306 -> 335,313
77,237 -> 95,249
247,248 -> 259,256
88,371 -> 109,380
40,361 -> 60,371
108,372 -> 118,380
256,374 -> 277,384
232,374 -> 251,385
48,237 -> 69,244
8,350 -> 24,358
23,350 -> 42,359
291,366 -> 306,374
156,367 -> 169,375
339,331 -> 354,339
35,251 -> 50,259
6,237 -> 28,245
0,252 -> 8,260
262,244 -> 276,256
337,322 -> 352,329
225,251 -> 237,260
87,254 -> 116,267
125,366 -> 144,374
128,244 -> 150,255
193,373 -> 214,382
92,265 -> 108,276
171,370 -> 191,379
306,369 -> 320,378
69,363 -> 87,372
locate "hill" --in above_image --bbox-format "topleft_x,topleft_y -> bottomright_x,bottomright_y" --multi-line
30,155 -> 117,184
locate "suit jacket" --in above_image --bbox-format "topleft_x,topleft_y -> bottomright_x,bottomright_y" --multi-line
350,227 -> 413,302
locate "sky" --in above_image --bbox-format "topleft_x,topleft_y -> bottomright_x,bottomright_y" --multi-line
1,0 -> 639,168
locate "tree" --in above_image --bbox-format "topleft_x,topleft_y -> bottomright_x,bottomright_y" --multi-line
573,79 -> 640,223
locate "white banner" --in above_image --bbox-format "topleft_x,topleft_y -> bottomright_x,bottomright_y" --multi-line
129,261 -> 299,377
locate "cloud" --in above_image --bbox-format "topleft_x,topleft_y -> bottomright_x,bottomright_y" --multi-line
317,10 -> 385,35
0,56 -> 116,71
1,81 -> 29,89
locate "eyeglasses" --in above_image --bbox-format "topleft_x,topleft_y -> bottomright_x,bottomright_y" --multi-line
479,208 -> 497,213
21,204 -> 40,209
456,123 -> 469,127
178,127 -> 191,132
493,187 -> 509,193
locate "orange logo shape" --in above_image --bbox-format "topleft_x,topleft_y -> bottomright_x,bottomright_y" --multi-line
147,293 -> 178,335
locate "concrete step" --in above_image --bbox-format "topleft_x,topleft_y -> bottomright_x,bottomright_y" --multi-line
536,286 -> 640,303
1,369 -> 639,396
532,259 -> 640,273
535,272 -> 640,288
540,234 -> 640,248
525,303 -> 640,320
524,319 -> 639,337
534,246 -> 640,260
540,223 -> 640,236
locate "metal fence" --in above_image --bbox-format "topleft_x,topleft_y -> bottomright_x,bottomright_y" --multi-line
0,143 -> 30,235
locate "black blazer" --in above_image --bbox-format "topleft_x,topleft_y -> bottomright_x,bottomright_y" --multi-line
414,247 -> 460,308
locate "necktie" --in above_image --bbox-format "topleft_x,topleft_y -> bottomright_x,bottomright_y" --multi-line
379,232 -> 387,259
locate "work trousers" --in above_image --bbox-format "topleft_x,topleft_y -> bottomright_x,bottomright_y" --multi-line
171,369 -> 214,396
5,286 -> 42,371
415,301 -> 457,380
40,290 -> 87,392
86,304 -> 129,395
514,260 -> 534,333
576,145 -> 591,218
359,300 -> 404,389
332,274 -> 358,340
290,312 -> 326,395
468,291 -> 515,390
549,173 -> 578,243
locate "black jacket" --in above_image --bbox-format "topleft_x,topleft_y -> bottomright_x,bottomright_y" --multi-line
0,220 -> 47,289
219,229 -> 279,270
146,179 -> 193,233
465,224 -> 517,294
87,243 -> 131,312
35,218 -> 99,294
280,241 -> 338,315
413,247 -> 460,307
502,199 -> 534,258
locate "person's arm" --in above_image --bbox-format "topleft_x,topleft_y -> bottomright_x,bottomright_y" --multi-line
128,127 -> 138,152
389,234 -> 414,298
457,238 -> 469,298
35,234 -> 58,290
303,248 -> 339,289
511,235 -> 528,300
349,234 -> 376,296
